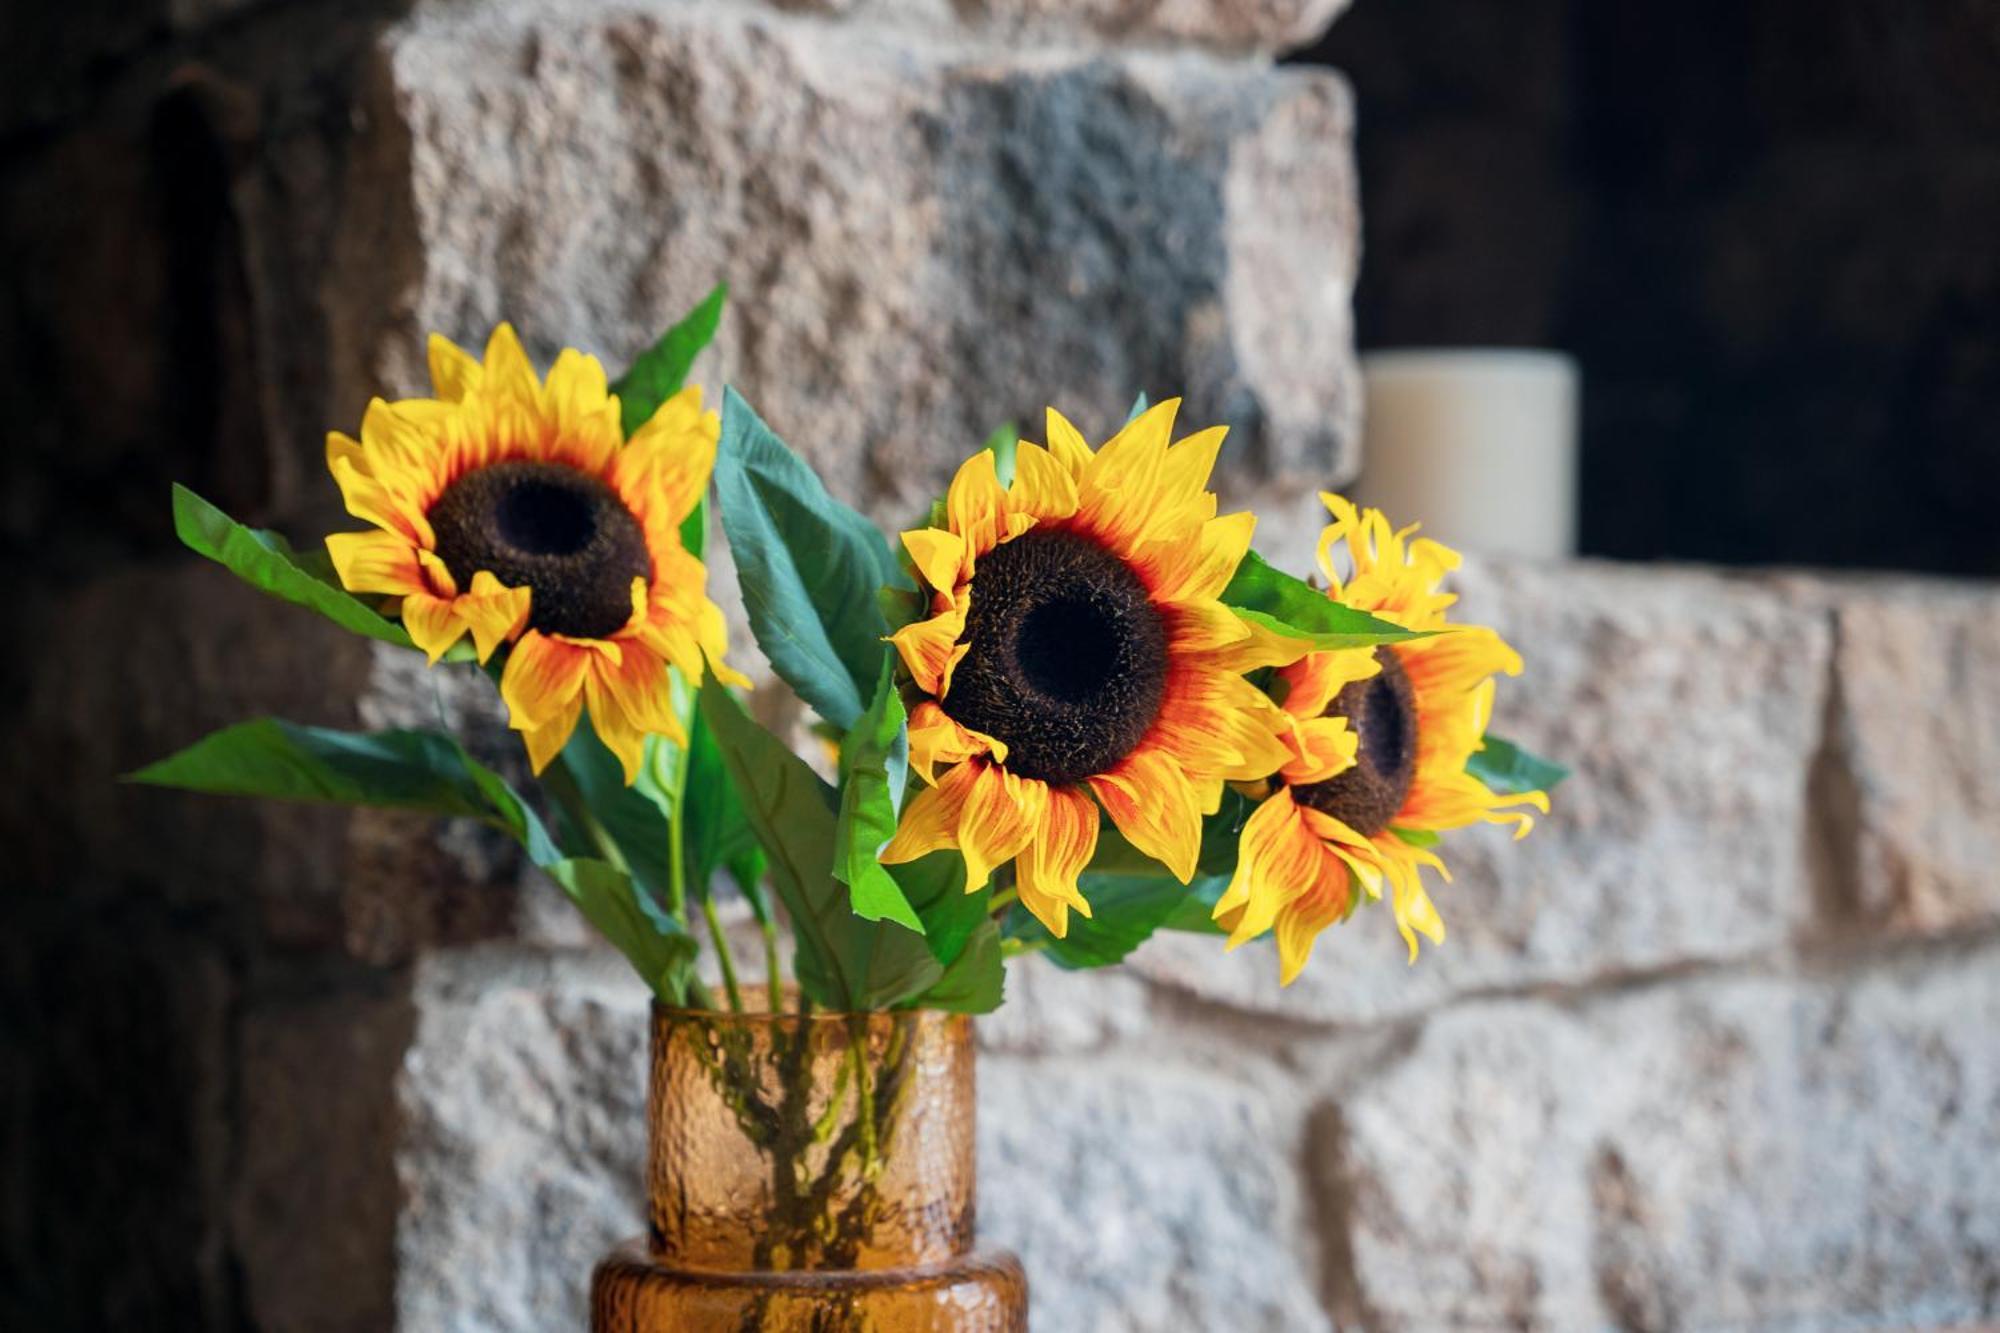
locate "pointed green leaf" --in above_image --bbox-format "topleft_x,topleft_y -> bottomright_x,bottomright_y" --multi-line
129,718 -> 696,998
1003,873 -> 1190,969
611,282 -> 728,438
910,919 -> 1004,1014
982,422 -> 1020,487
832,658 -> 923,932
1222,549 -> 1429,650
697,678 -> 941,1010
1466,733 -> 1568,796
713,388 -> 906,730
172,484 -> 441,652
1124,391 -> 1150,425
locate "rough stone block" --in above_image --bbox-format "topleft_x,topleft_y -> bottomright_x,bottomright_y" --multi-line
363,2 -> 1361,520
1317,948 -> 2000,1329
1823,580 -> 2000,935
1133,559 -> 1833,1022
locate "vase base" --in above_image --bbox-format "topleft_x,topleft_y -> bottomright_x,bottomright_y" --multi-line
591,1238 -> 1028,1332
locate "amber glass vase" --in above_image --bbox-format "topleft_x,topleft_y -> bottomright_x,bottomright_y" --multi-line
590,989 -> 1027,1331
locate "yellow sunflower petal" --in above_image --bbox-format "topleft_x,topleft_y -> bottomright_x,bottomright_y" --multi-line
1281,714 -> 1360,786
1275,878 -> 1353,986
1090,746 -> 1202,883
1214,789 -> 1331,946
901,528 -> 968,595
1014,784 -> 1099,939
946,448 -> 1013,560
957,762 -> 1047,895
889,600 -> 969,698
907,701 -> 1003,786
428,333 -> 482,403
1007,442 -> 1080,526
881,758 -> 979,864
500,631 -> 595,730
479,323 -> 541,407
329,454 -> 435,548
399,592 -> 468,665
518,692 -> 585,775
615,385 -> 718,525
1043,407 -> 1093,476
458,571 -> 533,663
542,348 -> 621,475
325,529 -> 427,597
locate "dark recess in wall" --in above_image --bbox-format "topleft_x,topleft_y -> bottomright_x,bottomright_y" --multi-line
1294,0 -> 2000,577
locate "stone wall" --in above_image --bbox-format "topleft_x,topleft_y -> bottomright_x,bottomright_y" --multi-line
388,561 -> 2000,1332
4,0 -> 1998,1330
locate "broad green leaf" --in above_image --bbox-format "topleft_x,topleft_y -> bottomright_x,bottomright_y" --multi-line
1222,549 -> 1428,651
832,658 -> 923,932
681,704 -> 765,900
1005,873 -> 1189,969
1466,733 -> 1569,795
697,678 -> 941,1010
546,857 -> 699,1000
610,282 -> 727,438
172,484 -> 432,653
910,919 -> 1004,1014
890,851 -> 990,969
1158,875 -> 1231,935
713,388 -> 906,730
680,497 -> 707,562
982,422 -> 1020,487
554,722 -> 681,931
129,718 -> 696,997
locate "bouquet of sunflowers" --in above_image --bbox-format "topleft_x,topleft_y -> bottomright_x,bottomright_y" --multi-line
137,288 -> 1562,1013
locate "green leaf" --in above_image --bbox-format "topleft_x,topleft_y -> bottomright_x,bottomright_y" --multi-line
832,658 -> 923,932
553,722 -> 680,927
697,678 -> 941,1010
545,857 -> 700,999
610,282 -> 727,439
1005,873 -> 1189,969
681,704 -> 765,899
129,718 -> 697,997
1222,549 -> 1429,651
172,484 -> 432,653
1391,825 -> 1441,849
1125,391 -> 1150,425
680,496 -> 707,561
1466,733 -> 1568,795
982,422 -> 1020,487
890,852 -> 989,969
713,388 -> 906,730
1159,875 -> 1231,935
910,919 -> 1004,1014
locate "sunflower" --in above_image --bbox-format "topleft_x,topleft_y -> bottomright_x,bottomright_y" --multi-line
324,324 -> 743,781
879,400 -> 1307,938
1213,493 -> 1549,982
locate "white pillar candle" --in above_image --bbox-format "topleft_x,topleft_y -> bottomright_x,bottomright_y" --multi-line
1355,349 -> 1580,561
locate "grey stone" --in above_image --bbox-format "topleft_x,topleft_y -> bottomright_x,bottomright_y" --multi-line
1134,559 -> 1833,1023
394,948 -> 652,1333
980,1054 -> 1332,1333
830,0 -> 1354,52
1822,580 -> 2000,935
360,2 -> 1361,525
1317,948 -> 2000,1330
975,953 -> 1155,1055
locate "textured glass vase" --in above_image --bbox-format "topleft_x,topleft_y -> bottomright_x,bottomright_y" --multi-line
590,990 -> 1027,1331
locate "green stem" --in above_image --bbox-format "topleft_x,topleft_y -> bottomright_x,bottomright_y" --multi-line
989,886 -> 1018,914
702,895 -> 744,1013
1001,935 -> 1051,959
665,733 -> 694,928
541,761 -> 630,876
762,917 -> 784,1009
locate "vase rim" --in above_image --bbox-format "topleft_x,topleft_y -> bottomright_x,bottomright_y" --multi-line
649,991 -> 966,1024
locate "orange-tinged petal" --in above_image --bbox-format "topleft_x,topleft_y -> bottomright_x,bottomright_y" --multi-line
325,529 -> 427,597
1157,424 -> 1227,508
901,528 -> 968,595
457,571 -> 533,663
957,762 -> 1046,895
399,592 -> 468,665
1214,789 -> 1329,946
1091,746 -> 1201,882
329,454 -> 435,548
1165,600 -> 1252,654
889,601 -> 968,698
518,692 -> 584,775
415,548 -> 458,599
907,701 -> 1003,786
500,632 -> 594,730
1014,785 -> 1099,939
428,333 -> 481,403
881,758 -> 980,864
1278,649 -> 1379,720
1281,715 -> 1359,786
542,348 -> 621,474
1275,879 -> 1352,985
615,385 -> 717,524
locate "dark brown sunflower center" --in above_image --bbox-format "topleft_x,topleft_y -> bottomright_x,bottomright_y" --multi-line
428,460 -> 650,639
940,528 -> 1167,785
1291,648 -> 1418,835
